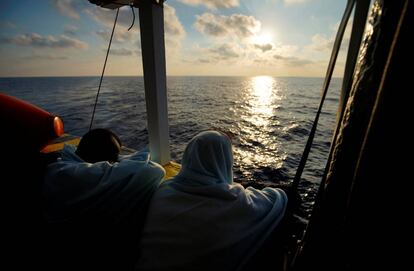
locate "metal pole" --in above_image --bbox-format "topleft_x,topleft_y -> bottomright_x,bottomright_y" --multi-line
138,0 -> 171,164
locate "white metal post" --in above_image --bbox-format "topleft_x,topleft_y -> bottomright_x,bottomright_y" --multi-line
138,0 -> 170,164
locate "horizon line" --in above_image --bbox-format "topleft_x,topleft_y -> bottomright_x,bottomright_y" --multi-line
0,75 -> 343,79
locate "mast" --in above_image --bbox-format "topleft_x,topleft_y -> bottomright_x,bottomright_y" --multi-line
138,0 -> 171,165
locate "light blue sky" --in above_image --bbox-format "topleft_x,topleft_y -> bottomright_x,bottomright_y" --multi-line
0,0 -> 349,77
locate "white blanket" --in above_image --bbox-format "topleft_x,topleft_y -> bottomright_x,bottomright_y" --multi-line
137,131 -> 287,271
43,144 -> 165,226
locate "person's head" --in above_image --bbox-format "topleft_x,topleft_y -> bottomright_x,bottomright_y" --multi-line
75,128 -> 121,163
180,130 -> 233,184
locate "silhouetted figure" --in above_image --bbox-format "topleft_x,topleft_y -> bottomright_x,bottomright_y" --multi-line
42,128 -> 165,271
137,130 -> 288,271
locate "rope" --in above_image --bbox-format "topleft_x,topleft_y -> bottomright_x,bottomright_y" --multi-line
89,8 -> 120,131
289,2 -> 357,267
128,4 -> 135,31
290,0 -> 356,192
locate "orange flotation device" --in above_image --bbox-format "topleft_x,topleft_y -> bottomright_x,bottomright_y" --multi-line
0,92 -> 64,152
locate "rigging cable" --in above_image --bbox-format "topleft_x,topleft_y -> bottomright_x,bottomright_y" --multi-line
288,2 -> 356,268
128,4 -> 135,31
89,8 -> 120,131
290,0 -> 356,192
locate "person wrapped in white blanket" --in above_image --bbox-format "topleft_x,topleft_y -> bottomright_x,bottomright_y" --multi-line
43,128 -> 165,226
42,128 -> 165,270
137,130 -> 288,271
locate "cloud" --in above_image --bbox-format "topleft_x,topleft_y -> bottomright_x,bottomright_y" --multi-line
52,0 -> 84,20
106,48 -> 134,56
194,13 -> 261,39
90,4 -> 185,53
89,4 -> 185,35
1,33 -> 88,49
164,4 -> 186,58
0,21 -> 17,29
308,34 -> 334,52
91,7 -> 138,44
96,29 -> 135,43
191,43 -> 243,63
89,4 -> 186,63
85,6 -> 133,29
198,58 -> 211,63
273,44 -> 299,56
273,54 -> 313,66
254,43 -> 273,52
21,54 -> 69,60
64,25 -> 78,36
284,0 -> 310,5
306,19 -> 353,53
178,0 -> 239,9
164,4 -> 186,38
209,43 -> 240,59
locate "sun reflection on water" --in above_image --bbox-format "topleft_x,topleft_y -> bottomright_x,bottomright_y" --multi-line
252,76 -> 273,100
247,75 -> 280,127
233,76 -> 286,169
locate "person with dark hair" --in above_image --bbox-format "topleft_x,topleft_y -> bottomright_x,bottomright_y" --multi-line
42,128 -> 165,270
136,130 -> 288,271
75,128 -> 121,163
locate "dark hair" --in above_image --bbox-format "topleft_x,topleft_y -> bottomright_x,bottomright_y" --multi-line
75,128 -> 121,163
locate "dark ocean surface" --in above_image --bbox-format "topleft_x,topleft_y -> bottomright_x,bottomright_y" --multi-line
0,76 -> 341,219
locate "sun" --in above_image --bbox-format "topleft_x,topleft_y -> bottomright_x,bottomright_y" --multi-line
251,33 -> 273,45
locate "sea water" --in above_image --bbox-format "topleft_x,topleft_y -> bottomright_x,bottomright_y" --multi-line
0,76 -> 341,217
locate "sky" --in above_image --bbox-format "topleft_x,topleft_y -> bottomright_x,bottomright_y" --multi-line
0,0 -> 351,77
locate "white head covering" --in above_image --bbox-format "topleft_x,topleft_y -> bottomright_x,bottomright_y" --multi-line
177,130 -> 233,184
137,131 -> 288,271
